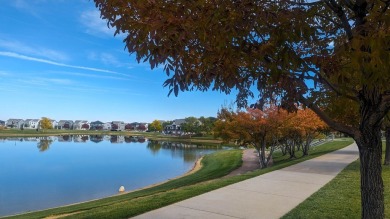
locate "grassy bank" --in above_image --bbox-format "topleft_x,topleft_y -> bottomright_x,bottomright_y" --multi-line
282,142 -> 390,218
3,140 -> 353,219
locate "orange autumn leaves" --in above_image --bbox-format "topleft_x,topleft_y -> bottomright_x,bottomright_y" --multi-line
214,106 -> 326,167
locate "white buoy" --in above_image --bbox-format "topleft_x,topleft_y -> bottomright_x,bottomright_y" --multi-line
119,186 -> 125,192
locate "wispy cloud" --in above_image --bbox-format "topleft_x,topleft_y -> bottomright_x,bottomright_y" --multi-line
80,10 -> 116,37
0,39 -> 69,62
52,71 -> 132,81
87,51 -> 134,69
0,51 -> 118,74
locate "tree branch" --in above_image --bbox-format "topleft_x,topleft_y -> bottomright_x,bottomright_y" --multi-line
324,0 -> 353,40
299,95 -> 357,137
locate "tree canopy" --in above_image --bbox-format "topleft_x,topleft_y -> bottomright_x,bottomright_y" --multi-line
40,117 -> 53,130
94,1 -> 390,218
149,120 -> 163,132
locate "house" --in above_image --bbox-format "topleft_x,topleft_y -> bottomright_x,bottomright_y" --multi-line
51,120 -> 58,129
103,122 -> 112,130
56,120 -> 74,130
164,119 -> 186,135
73,120 -> 90,130
127,122 -> 149,132
24,119 -> 41,129
0,120 -> 5,127
111,121 -> 125,131
6,119 -> 24,129
90,121 -> 105,130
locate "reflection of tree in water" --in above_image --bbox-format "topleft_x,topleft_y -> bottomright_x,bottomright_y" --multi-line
147,140 -> 162,155
147,141 -> 219,163
37,139 -> 53,152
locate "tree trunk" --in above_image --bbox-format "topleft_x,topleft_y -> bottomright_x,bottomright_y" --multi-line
356,87 -> 385,219
289,140 -> 296,159
385,127 -> 390,165
356,131 -> 384,219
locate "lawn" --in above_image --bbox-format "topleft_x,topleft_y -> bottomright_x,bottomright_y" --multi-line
4,140 -> 353,219
282,142 -> 390,219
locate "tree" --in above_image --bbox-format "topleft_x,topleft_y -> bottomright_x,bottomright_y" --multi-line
40,117 -> 53,130
199,116 -> 217,135
94,1 -> 390,217
149,120 -> 163,132
383,115 -> 390,165
214,106 -> 283,168
181,117 -> 201,137
295,108 -> 327,156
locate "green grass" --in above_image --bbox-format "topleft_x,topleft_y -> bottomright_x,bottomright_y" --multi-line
282,142 -> 390,219
3,140 -> 353,219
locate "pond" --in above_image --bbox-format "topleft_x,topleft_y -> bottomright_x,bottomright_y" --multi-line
0,135 -> 224,217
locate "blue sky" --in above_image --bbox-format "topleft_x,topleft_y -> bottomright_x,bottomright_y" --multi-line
0,0 -> 237,123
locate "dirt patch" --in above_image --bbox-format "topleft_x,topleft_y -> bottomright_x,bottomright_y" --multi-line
225,149 -> 260,177
44,211 -> 83,219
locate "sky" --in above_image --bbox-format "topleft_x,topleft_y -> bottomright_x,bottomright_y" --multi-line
0,0 -> 238,123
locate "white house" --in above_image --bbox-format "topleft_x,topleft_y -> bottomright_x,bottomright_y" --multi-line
73,120 -> 90,130
111,121 -> 125,131
164,119 -> 186,135
57,120 -> 74,129
6,119 -> 24,129
24,119 -> 41,129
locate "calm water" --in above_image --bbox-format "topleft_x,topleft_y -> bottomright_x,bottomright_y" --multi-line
0,135 -> 222,216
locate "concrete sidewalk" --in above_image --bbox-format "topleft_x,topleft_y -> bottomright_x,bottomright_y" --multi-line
133,143 -> 359,219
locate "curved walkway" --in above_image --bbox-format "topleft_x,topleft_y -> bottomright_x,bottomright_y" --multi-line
132,143 -> 359,219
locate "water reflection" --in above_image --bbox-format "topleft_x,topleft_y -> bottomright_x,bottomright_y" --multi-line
37,139 -> 53,152
0,136 -> 223,216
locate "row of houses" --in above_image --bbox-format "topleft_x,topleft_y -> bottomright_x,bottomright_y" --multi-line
0,118 -> 192,134
0,119 -> 150,132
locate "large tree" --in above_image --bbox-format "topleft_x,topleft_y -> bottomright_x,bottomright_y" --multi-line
40,117 -> 53,130
149,120 -> 163,132
94,1 -> 390,218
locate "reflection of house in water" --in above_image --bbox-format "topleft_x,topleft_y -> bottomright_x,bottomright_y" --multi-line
23,137 -> 40,142
110,135 -> 124,143
123,136 -> 147,143
90,135 -> 104,143
58,135 -> 73,142
73,135 -> 89,143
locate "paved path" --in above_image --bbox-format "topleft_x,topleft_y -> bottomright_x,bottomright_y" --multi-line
133,143 -> 359,219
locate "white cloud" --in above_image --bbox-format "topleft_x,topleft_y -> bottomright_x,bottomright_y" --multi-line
87,51 -> 134,69
52,71 -> 132,81
0,51 -> 118,74
0,39 -> 69,62
80,10 -> 116,37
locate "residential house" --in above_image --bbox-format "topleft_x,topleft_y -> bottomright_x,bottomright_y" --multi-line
56,120 -> 74,130
0,120 -> 5,127
24,119 -> 41,129
127,122 -> 149,132
73,120 -> 90,130
6,119 -> 24,129
103,122 -> 112,130
50,120 -> 58,129
164,119 -> 186,135
90,121 -> 105,130
111,121 -> 125,131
